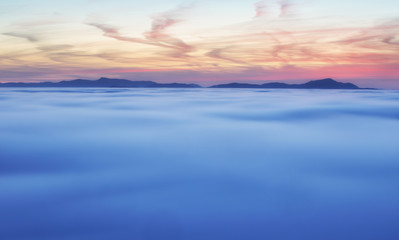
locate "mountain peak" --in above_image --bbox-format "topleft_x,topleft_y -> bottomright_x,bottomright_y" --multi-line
97,77 -> 125,82
303,78 -> 358,89
318,78 -> 336,82
211,78 -> 361,89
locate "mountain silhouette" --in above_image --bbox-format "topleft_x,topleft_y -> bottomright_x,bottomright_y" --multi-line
0,77 -> 365,89
211,78 -> 360,89
0,77 -> 201,88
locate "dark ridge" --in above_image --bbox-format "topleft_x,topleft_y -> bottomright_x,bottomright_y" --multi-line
299,78 -> 359,89
0,77 -> 370,89
209,83 -> 261,88
260,82 -> 291,88
210,78 -> 362,89
0,77 -> 201,88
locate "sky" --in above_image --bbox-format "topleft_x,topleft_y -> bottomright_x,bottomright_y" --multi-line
1,0 -> 399,88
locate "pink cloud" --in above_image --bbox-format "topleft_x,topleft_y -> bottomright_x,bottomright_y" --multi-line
206,47 -> 247,64
87,4 -> 194,58
279,0 -> 294,17
254,1 -> 269,18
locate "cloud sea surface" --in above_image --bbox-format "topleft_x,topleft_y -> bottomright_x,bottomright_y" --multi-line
0,88 -> 399,240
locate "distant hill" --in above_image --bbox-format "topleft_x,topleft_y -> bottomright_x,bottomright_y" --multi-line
0,77 -> 367,89
0,77 -> 201,88
210,78 -> 360,89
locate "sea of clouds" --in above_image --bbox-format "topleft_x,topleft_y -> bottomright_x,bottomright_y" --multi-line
0,88 -> 399,240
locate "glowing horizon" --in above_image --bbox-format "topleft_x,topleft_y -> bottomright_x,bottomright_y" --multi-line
1,0 -> 399,88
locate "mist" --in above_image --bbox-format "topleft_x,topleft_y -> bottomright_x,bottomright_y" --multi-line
1,88 -> 399,240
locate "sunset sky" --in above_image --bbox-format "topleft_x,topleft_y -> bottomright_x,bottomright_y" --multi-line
1,0 -> 398,88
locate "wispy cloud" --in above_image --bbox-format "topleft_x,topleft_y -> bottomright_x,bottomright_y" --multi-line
37,45 -> 74,52
3,32 -> 39,42
87,4 -> 194,59
254,1 -> 269,18
382,36 -> 399,46
253,0 -> 295,19
206,47 -> 247,64
278,0 -> 294,17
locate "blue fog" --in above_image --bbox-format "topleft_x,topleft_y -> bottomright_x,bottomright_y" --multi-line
0,88 -> 399,240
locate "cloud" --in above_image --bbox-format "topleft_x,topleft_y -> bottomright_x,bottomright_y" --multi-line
334,35 -> 379,45
12,18 -> 67,27
144,5 -> 195,57
1,83 -> 399,239
206,47 -> 247,64
37,45 -> 74,52
382,36 -> 399,46
253,0 -> 295,19
86,23 -> 175,50
87,4 -> 194,58
144,4 -> 190,40
3,32 -> 39,42
254,1 -> 269,18
279,0 -> 294,17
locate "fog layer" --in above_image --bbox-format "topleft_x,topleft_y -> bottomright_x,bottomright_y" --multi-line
1,88 -> 399,240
